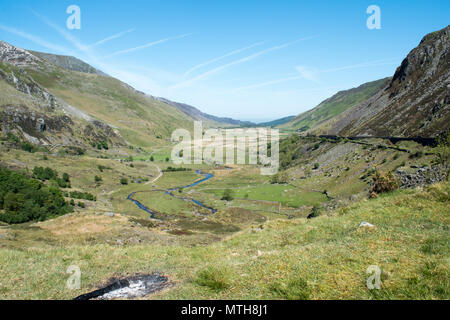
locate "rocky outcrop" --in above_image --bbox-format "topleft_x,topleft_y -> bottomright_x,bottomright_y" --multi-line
395,165 -> 448,188
0,40 -> 41,67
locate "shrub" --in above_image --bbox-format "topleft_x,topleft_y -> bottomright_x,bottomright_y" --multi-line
94,176 -> 102,183
163,167 -> 192,172
165,157 -> 170,162
33,167 -> 58,181
77,202 -> 85,208
370,170 -> 400,195
307,205 -> 321,219
120,178 -> 128,185
21,142 -> 37,153
221,189 -> 234,201
194,266 -> 230,291
270,172 -> 288,184
270,276 -> 311,300
62,173 -> 70,183
313,163 -> 320,170
150,156 -> 154,162
69,191 -> 96,201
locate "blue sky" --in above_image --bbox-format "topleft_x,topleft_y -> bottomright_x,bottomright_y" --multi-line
0,0 -> 448,122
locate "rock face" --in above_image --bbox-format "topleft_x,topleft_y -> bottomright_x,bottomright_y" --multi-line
0,41 -> 126,147
0,40 -> 41,67
395,165 -> 448,188
325,25 -> 450,138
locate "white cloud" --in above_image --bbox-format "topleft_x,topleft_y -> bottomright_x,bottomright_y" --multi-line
295,65 -> 320,83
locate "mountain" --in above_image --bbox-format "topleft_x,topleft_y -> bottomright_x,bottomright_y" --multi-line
256,116 -> 295,127
0,40 -> 250,151
320,25 -> 450,137
280,78 -> 390,132
29,50 -> 108,76
155,97 -> 254,127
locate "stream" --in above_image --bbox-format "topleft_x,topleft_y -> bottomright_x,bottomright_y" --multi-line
127,169 -> 216,218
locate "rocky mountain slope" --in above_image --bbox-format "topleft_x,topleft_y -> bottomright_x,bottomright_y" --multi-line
29,50 -> 108,76
320,25 -> 450,138
0,40 -> 234,150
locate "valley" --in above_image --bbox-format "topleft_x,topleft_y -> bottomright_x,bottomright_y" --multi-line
0,24 -> 448,300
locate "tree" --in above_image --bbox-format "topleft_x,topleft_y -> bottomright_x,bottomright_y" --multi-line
150,156 -> 154,162
165,157 -> 170,162
120,178 -> 128,185
95,175 -> 102,183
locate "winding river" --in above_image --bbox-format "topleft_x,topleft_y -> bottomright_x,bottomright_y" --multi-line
127,170 -> 216,218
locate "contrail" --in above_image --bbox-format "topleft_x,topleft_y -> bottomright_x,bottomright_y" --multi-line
103,33 -> 192,58
173,35 -> 318,89
183,41 -> 265,77
0,24 -> 71,53
90,28 -> 135,47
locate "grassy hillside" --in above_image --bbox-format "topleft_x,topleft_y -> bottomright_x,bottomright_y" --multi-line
281,78 -> 389,132
0,181 -> 447,299
25,66 -> 194,148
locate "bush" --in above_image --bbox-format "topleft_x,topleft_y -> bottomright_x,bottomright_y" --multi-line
313,163 -> 320,170
165,157 -> 170,162
163,167 -> 192,172
270,276 -> 311,300
33,167 -> 58,181
194,266 -> 230,291
270,172 -> 288,184
77,202 -> 85,208
221,189 -> 234,201
94,175 -> 102,183
21,142 -> 37,153
69,191 -> 96,201
120,178 -> 128,185
370,170 -> 400,196
307,205 -> 321,219
150,156 -> 154,162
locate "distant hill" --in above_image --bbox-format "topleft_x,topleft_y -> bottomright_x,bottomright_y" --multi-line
256,116 -> 295,127
280,78 -> 390,132
155,97 -> 254,127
